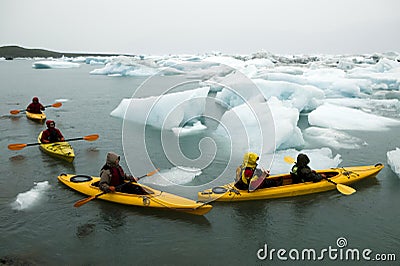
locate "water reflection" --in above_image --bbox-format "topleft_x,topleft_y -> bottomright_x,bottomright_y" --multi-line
76,223 -> 96,238
98,204 -> 127,231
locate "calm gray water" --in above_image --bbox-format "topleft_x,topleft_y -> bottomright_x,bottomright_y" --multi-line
0,60 -> 399,265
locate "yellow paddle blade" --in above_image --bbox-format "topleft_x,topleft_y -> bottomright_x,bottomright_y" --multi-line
10,109 -> 21,115
74,195 -> 96,207
52,102 -> 62,108
147,168 -> 160,177
336,183 -> 356,195
8,143 -> 28,150
284,156 -> 295,164
83,134 -> 99,141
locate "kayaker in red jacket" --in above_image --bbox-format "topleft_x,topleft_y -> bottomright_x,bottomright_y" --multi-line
26,97 -> 45,114
234,152 -> 280,191
41,120 -> 65,143
99,152 -> 146,194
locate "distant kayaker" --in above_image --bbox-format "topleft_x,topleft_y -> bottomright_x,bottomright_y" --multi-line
41,120 -> 65,143
290,153 -> 324,183
26,97 -> 45,114
99,152 -> 147,194
234,152 -> 281,191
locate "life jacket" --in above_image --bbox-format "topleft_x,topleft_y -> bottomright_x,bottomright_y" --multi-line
48,129 -> 60,142
27,102 -> 43,114
236,166 -> 255,185
235,152 -> 260,189
109,166 -> 125,186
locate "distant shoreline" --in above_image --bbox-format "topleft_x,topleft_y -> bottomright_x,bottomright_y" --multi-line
0,45 -> 130,59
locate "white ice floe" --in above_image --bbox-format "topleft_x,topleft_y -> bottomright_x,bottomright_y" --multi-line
172,121 -> 207,137
215,96 -> 303,153
253,79 -> 325,112
304,127 -> 367,150
11,181 -> 50,211
387,148 -> 400,178
32,60 -> 80,69
110,86 -> 210,130
308,103 -> 400,131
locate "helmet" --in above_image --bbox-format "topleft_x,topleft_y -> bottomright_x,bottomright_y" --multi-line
296,153 -> 310,167
242,152 -> 259,168
46,120 -> 55,127
32,97 -> 39,103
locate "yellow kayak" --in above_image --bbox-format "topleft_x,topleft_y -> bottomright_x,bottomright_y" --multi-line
58,174 -> 212,215
38,132 -> 75,162
26,111 -> 46,123
198,163 -> 384,202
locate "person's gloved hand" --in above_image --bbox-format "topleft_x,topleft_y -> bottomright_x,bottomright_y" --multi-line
128,175 -> 138,182
108,186 -> 116,192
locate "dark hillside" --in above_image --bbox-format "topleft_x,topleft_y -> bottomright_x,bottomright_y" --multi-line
0,45 -> 128,59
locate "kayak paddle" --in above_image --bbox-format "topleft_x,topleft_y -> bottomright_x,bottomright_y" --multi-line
8,134 -> 99,150
283,155 -> 356,195
73,168 -> 160,208
10,102 -> 62,115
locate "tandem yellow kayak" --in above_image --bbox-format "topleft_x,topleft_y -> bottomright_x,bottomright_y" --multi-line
38,132 -> 75,162
58,173 -> 212,215
198,163 -> 384,202
26,111 -> 46,123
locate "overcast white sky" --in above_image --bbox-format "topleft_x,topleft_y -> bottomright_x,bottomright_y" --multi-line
1,0 -> 399,55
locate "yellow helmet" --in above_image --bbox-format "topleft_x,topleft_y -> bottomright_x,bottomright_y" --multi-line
242,152 -> 259,168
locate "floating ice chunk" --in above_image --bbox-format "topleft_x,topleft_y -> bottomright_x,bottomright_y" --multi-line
253,79 -> 324,112
268,97 -> 304,150
308,103 -> 400,131
205,55 -> 246,69
245,58 -> 275,68
215,96 -> 303,153
32,61 -> 80,69
304,127 -> 366,149
347,58 -> 400,90
387,148 -> 400,178
324,98 -> 400,118
111,87 -> 210,130
11,181 -> 50,210
54,98 -> 69,103
172,121 -> 207,137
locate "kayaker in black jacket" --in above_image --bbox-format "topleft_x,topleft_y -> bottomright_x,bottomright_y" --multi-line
290,153 -> 324,184
99,152 -> 147,194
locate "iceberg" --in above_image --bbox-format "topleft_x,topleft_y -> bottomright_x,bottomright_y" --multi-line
172,121 -> 207,137
304,127 -> 366,150
215,96 -> 302,154
308,103 -> 400,131
252,79 -> 324,112
32,60 -> 80,69
111,86 -> 210,130
11,181 -> 50,210
387,148 -> 400,178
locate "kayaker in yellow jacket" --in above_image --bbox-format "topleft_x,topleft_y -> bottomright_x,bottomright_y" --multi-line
99,152 -> 146,194
234,152 -> 281,191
